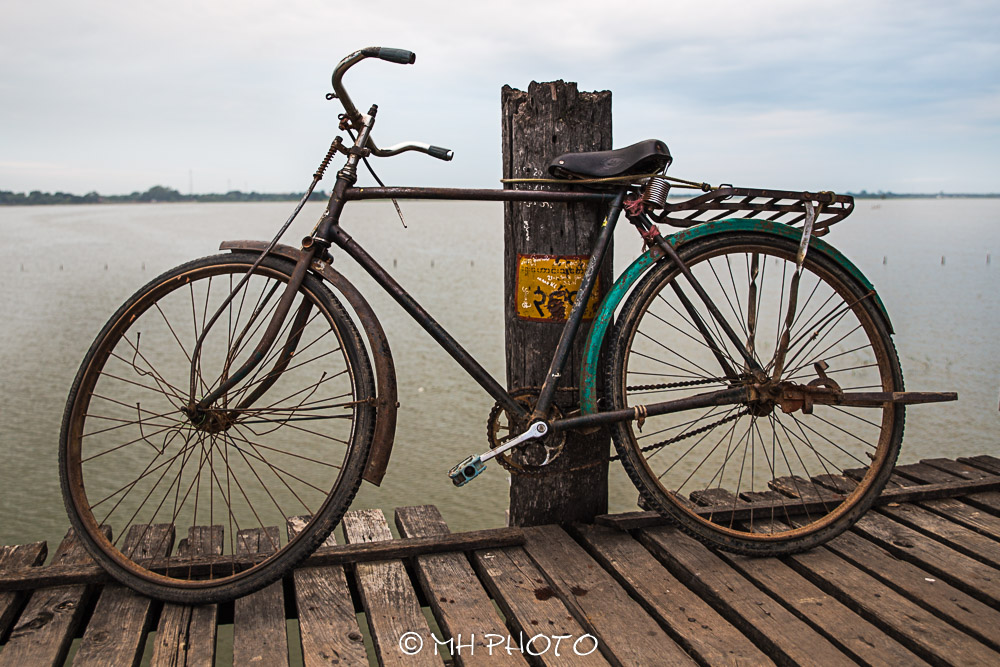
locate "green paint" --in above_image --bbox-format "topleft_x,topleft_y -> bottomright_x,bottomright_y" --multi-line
578,218 -> 890,414
579,247 -> 661,414
667,218 -> 889,323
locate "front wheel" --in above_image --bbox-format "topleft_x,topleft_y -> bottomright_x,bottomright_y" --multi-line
60,252 -> 375,603
606,233 -> 903,555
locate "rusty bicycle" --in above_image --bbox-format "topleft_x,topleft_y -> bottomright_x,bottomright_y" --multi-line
59,47 -> 956,603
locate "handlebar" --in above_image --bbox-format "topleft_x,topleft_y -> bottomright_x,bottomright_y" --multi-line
331,47 -> 454,162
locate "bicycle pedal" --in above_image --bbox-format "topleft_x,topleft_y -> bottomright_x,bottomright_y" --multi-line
449,455 -> 487,487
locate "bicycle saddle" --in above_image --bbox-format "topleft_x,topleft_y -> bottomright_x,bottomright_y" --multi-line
548,139 -> 671,180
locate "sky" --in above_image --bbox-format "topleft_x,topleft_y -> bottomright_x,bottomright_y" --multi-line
2,0 -> 998,195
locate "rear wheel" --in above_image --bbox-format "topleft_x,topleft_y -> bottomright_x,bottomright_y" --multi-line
60,252 -> 375,603
606,233 -> 903,554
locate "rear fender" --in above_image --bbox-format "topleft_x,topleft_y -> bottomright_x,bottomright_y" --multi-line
220,240 -> 397,486
579,219 -> 890,415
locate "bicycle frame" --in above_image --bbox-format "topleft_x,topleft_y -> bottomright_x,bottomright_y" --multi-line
202,101 -> 945,456
327,184 -> 750,432
196,102 -> 761,447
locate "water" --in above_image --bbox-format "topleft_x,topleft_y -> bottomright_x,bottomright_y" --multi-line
1,198 -> 997,552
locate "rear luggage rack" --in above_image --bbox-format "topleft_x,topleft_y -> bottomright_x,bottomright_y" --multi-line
650,187 -> 854,233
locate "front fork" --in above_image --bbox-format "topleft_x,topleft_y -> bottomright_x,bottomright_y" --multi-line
189,105 -> 378,416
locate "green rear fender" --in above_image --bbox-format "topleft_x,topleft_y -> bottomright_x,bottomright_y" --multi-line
578,219 -> 891,414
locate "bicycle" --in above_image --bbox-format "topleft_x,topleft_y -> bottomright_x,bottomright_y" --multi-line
59,47 -> 956,604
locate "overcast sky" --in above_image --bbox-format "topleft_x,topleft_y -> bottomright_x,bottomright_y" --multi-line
2,0 -> 998,195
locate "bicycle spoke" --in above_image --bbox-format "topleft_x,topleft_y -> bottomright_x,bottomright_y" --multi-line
657,293 -> 742,371
229,424 -> 317,516
646,302 -> 738,375
111,336 -> 189,405
612,238 -> 900,552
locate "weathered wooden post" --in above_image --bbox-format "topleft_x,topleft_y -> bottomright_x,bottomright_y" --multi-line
502,81 -> 613,526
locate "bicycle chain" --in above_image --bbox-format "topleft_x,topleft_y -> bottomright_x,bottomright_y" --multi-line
626,376 -> 726,392
625,409 -> 747,457
491,378 -> 742,476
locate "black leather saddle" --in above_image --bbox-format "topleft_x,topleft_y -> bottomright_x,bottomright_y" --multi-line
547,139 -> 671,180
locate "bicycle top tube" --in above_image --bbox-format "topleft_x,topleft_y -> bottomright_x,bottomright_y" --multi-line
342,186 -> 616,204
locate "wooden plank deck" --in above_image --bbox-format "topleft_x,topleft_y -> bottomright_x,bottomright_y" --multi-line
1,454 -> 999,666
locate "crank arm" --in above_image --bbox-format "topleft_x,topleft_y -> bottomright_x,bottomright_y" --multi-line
449,421 -> 549,487
481,421 -> 549,462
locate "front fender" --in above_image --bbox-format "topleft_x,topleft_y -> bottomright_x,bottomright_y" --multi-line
579,219 -> 890,415
220,240 -> 398,486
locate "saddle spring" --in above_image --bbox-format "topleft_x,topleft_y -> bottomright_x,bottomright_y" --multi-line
641,176 -> 670,209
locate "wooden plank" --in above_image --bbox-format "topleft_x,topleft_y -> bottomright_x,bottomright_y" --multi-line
470,544 -> 610,667
73,524 -> 174,667
595,474 -> 1000,531
820,523 -> 1000,651
233,526 -> 289,667
688,487 -> 923,666
756,476 -> 1000,650
903,459 -> 995,482
851,511 -> 1000,607
0,527 -> 525,592
960,454 -> 1000,477
689,487 -> 752,507
286,516 -> 368,667
572,523 -> 774,666
150,526 -> 223,667
782,468 -> 1000,608
522,525 -> 697,666
878,501 -> 1000,569
789,542 -> 1000,666
639,525 -> 854,667
889,463 -> 1000,540
0,528 -> 97,667
725,548 -> 926,665
394,506 -> 527,666
0,541 -> 46,641
930,457 -> 1000,513
341,508 -> 438,667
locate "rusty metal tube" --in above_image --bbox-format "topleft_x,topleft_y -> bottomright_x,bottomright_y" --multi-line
195,246 -> 316,411
550,386 -> 747,432
343,186 -> 614,203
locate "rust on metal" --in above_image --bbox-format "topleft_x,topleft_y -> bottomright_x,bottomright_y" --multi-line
343,186 -> 615,203
650,186 -> 854,231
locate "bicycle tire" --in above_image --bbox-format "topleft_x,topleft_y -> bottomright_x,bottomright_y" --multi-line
605,232 -> 904,555
60,252 -> 375,603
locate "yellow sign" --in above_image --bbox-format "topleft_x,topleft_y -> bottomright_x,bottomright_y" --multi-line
516,255 -> 600,321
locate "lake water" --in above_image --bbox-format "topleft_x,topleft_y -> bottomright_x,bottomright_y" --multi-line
1,198 -> 998,551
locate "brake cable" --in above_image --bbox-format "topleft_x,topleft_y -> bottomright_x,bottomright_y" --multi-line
347,127 -> 408,229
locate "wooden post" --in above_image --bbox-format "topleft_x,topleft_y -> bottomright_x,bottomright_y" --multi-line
502,80 -> 613,526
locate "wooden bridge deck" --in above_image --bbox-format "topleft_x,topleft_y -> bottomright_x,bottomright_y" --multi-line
2,454 -> 1000,666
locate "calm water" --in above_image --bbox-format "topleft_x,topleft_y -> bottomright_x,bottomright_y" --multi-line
1,198 -> 998,551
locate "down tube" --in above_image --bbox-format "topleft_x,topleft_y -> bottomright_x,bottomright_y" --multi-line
325,224 -> 530,421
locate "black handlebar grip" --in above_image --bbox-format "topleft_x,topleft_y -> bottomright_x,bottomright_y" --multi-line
376,48 -> 416,65
428,146 -> 454,161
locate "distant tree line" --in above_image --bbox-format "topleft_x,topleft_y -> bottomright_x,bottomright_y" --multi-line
0,185 -> 329,205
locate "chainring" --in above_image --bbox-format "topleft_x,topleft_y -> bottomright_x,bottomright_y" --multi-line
486,388 -> 566,475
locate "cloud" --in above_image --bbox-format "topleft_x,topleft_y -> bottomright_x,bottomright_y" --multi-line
1,0 -> 998,193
